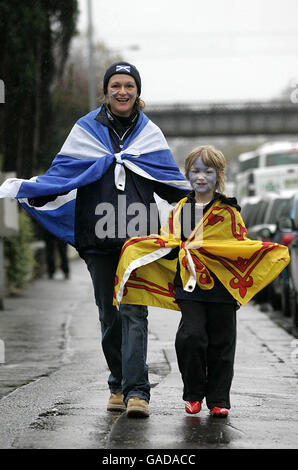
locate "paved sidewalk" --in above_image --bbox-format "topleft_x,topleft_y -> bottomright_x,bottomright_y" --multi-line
107,303 -> 298,449
0,257 -> 297,449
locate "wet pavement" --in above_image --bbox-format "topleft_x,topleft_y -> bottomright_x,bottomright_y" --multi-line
0,257 -> 297,451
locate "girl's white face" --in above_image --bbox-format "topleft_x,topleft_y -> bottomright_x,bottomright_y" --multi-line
188,157 -> 217,198
107,74 -> 138,117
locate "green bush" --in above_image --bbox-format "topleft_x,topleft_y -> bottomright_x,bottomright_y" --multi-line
4,210 -> 35,291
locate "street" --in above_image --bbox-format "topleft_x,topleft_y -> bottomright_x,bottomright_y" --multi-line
0,256 -> 297,450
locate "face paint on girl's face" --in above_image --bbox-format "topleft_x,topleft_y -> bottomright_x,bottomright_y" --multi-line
188,158 -> 217,195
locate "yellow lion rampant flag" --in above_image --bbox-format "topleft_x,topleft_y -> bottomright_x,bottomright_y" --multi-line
113,197 -> 290,311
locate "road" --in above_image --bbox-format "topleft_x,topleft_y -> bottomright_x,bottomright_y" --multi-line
0,257 -> 297,452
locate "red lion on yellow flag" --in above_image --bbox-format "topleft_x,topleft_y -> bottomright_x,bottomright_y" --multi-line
113,197 -> 290,310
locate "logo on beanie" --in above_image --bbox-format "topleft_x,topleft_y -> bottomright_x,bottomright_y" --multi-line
116,65 -> 131,73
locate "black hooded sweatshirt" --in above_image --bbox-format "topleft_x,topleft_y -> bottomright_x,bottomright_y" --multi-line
30,105 -> 188,255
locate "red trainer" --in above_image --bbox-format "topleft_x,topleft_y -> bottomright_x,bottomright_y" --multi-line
211,407 -> 229,417
185,401 -> 202,414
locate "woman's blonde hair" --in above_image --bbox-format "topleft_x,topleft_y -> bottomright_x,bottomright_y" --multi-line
185,145 -> 226,193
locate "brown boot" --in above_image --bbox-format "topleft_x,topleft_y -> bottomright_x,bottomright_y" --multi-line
107,393 -> 126,412
126,397 -> 149,418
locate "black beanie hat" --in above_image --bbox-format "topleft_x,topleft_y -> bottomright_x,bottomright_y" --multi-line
103,62 -> 141,95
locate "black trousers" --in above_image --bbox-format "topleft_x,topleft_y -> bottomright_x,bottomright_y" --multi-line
175,300 -> 237,409
44,232 -> 69,278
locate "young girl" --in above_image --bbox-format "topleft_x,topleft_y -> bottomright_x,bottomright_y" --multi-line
113,145 -> 289,418
174,145 -> 238,417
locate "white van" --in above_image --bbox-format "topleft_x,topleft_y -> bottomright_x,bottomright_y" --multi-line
235,141 -> 298,202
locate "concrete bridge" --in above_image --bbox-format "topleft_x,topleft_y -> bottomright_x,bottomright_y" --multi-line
145,101 -> 298,137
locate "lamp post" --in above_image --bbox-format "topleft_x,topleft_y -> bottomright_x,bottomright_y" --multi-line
87,0 -> 96,110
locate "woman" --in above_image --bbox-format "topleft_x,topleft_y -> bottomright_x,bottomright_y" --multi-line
0,62 -> 189,418
113,145 -> 290,417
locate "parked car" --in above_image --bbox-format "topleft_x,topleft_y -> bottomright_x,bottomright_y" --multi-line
255,191 -> 298,315
240,190 -> 298,309
240,195 -> 262,229
275,199 -> 298,329
244,192 -> 281,240
241,191 -> 296,306
287,235 -> 298,330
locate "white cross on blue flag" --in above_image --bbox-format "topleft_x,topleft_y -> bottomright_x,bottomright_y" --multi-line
0,107 -> 190,246
116,65 -> 131,73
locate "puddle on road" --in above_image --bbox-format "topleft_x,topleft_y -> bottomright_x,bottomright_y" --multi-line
17,399 -> 125,449
182,415 -> 244,446
108,412 -> 244,449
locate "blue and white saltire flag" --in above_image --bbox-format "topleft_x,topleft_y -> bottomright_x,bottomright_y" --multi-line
0,106 -> 190,246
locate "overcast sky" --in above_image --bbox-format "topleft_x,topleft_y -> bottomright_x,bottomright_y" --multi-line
77,0 -> 298,105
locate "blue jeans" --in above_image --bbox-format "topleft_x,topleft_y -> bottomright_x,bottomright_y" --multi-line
83,252 -> 150,404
